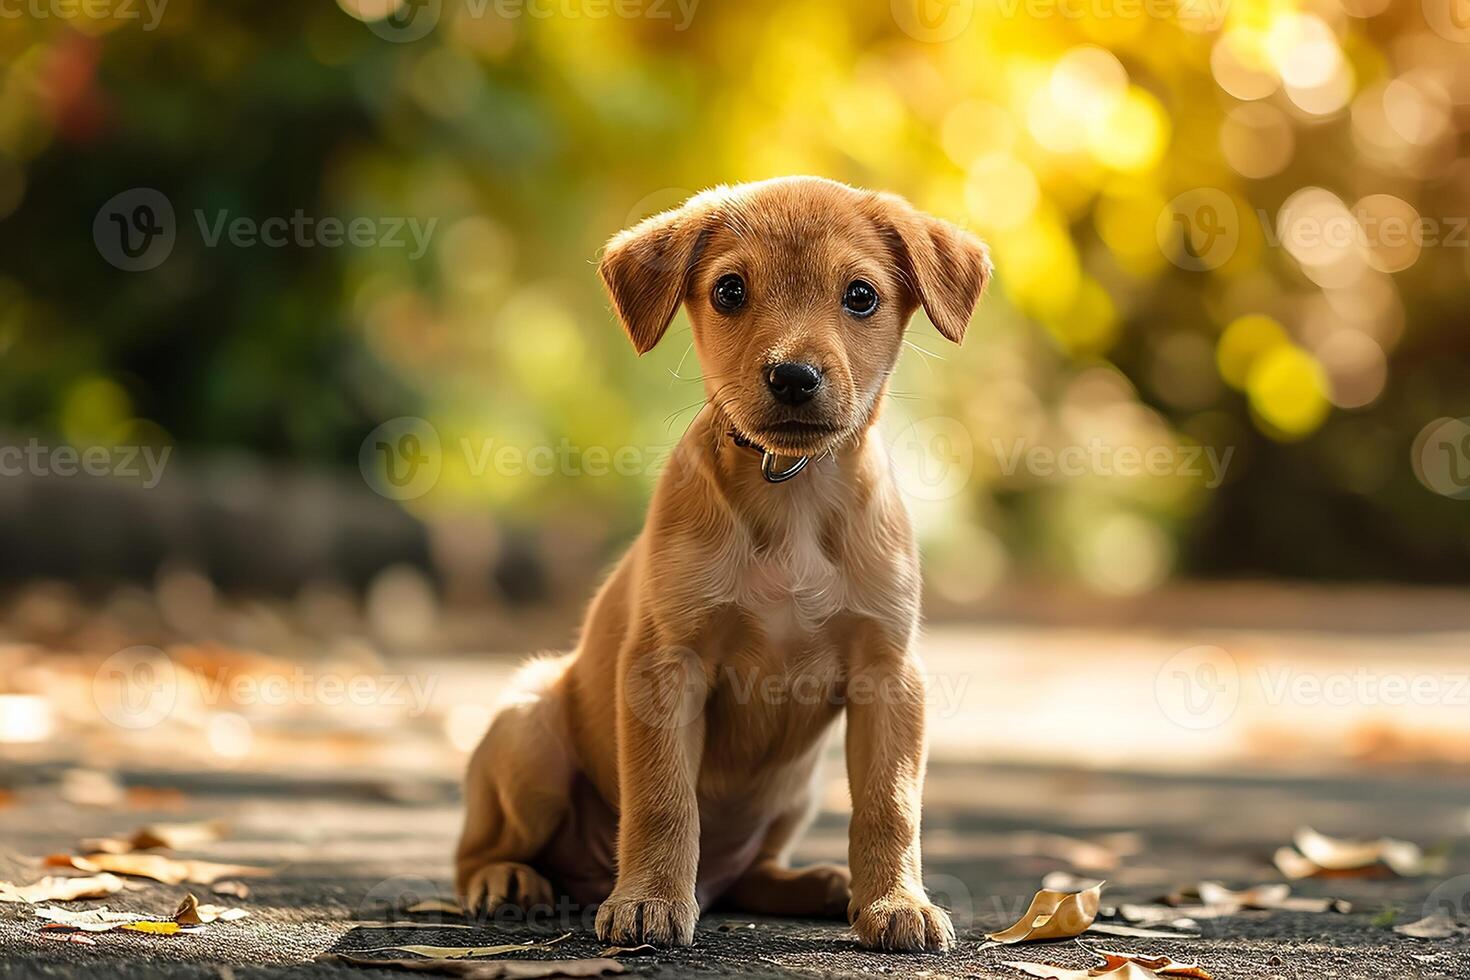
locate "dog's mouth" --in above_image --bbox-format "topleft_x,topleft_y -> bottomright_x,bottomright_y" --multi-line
749,419 -> 843,456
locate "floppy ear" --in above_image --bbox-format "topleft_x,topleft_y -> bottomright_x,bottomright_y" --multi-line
878,196 -> 992,344
598,201 -> 710,355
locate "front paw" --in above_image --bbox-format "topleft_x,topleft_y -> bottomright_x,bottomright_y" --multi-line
595,891 -> 698,946
850,891 -> 955,952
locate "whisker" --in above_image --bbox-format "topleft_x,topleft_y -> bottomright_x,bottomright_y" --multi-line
903,339 -> 944,361
663,399 -> 711,430
902,339 -> 943,379
668,342 -> 699,386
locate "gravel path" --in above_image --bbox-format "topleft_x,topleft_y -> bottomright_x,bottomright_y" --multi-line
1,761 -> 1466,979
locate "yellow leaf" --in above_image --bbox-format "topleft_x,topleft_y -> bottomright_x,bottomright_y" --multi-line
987,882 -> 1104,943
121,921 -> 184,935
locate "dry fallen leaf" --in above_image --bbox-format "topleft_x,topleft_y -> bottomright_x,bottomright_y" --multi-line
319,954 -> 626,978
0,874 -> 125,904
32,892 -> 245,935
349,922 -> 478,931
1043,873 -> 1106,893
597,944 -> 657,958
41,931 -> 98,945
1196,881 -> 1350,914
1094,951 -> 1214,979
211,880 -> 251,899
1272,846 -> 1329,881
31,893 -> 245,940
1017,833 -> 1132,873
1006,962 -> 1111,980
171,893 -> 248,925
82,820 -> 227,855
988,883 -> 1104,943
1117,905 -> 1222,928
59,769 -> 124,808
34,906 -> 198,935
361,933 -> 572,960
47,852 -> 272,886
124,786 -> 188,811
1008,961 -> 1173,980
406,899 -> 466,916
1006,949 -> 1213,980
1089,924 -> 1199,939
1395,914 -> 1460,939
1275,827 -> 1439,880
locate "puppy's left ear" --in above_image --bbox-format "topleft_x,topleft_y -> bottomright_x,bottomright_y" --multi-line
599,199 -> 711,355
877,195 -> 992,345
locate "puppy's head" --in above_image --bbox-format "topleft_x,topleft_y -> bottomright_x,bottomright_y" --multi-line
599,177 -> 991,457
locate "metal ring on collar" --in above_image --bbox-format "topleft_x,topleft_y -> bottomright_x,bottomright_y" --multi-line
761,451 -> 810,484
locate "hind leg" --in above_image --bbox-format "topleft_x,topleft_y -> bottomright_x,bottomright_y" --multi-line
722,772 -> 851,919
454,657 -> 574,915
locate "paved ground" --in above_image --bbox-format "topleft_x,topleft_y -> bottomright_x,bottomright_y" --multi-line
1,760 -> 1466,979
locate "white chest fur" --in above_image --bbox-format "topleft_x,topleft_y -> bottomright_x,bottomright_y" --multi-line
719,486 -> 846,642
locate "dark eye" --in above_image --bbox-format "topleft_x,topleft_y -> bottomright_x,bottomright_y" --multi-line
843,279 -> 879,318
712,273 -> 746,313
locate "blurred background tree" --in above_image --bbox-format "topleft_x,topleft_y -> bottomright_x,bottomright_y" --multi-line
1,0 -> 1468,604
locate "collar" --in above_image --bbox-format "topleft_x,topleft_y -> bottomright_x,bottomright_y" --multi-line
728,429 -> 810,484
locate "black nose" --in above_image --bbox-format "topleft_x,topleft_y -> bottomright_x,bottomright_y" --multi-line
766,362 -> 822,406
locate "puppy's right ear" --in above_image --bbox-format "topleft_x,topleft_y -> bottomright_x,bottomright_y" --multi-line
599,201 -> 710,355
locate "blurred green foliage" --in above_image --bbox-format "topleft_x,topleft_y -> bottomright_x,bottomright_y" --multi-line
1,0 -> 1468,592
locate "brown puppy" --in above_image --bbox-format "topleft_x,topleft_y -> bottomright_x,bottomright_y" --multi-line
455,176 -> 990,951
